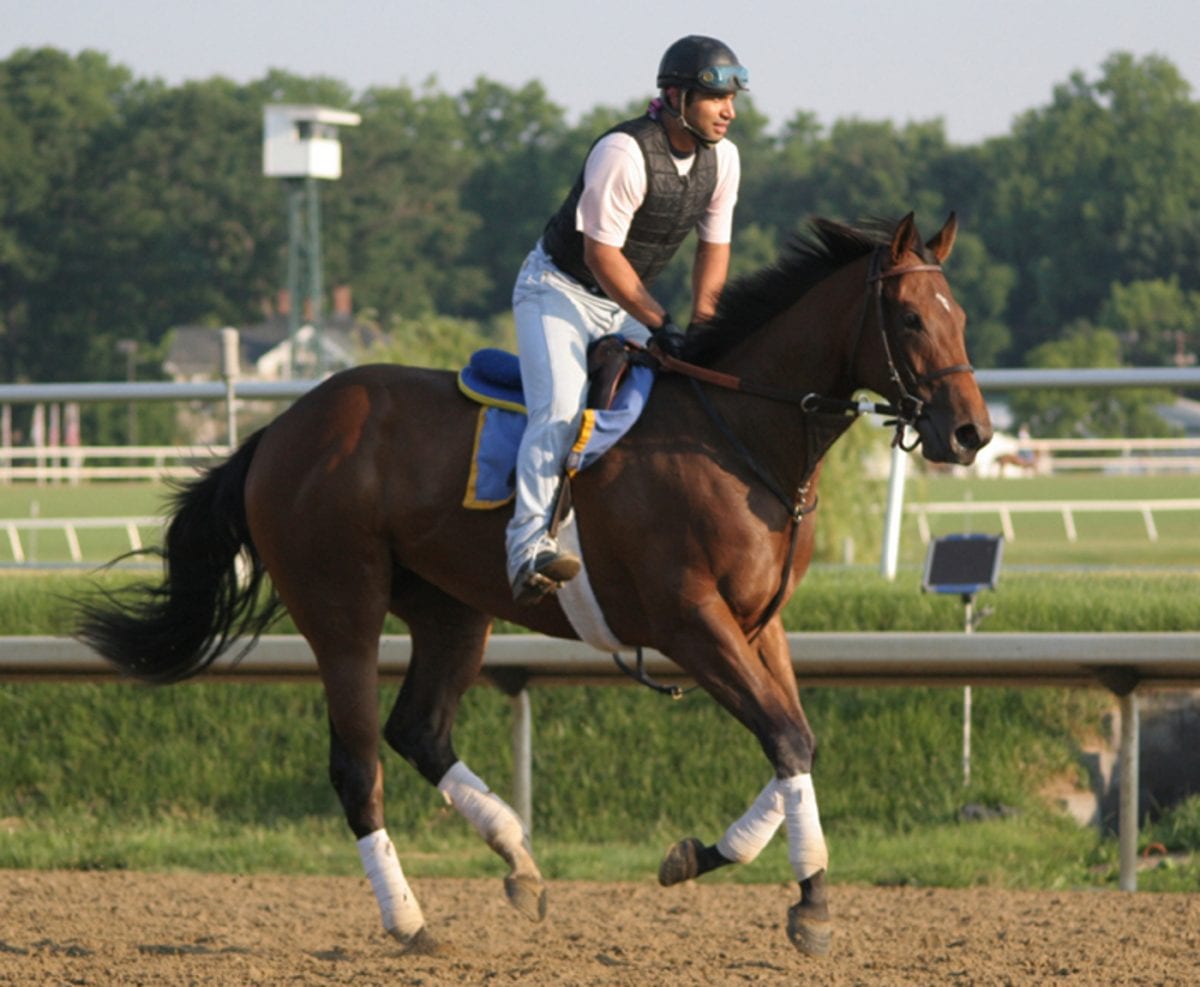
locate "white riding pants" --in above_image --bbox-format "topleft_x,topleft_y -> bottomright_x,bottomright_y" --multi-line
505,241 -> 649,583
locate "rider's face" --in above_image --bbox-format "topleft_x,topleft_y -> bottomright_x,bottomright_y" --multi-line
683,91 -> 737,143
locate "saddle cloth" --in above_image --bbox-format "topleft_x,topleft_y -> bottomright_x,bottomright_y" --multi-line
456,347 -> 654,509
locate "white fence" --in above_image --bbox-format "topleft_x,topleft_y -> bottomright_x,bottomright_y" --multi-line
909,498 -> 1200,543
0,445 -> 229,483
0,516 -> 160,564
8,437 -> 1200,484
1025,436 -> 1200,474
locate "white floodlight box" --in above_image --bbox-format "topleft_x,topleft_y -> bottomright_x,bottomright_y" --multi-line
263,104 -> 361,180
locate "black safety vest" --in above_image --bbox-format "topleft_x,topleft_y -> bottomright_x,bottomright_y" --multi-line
541,115 -> 718,294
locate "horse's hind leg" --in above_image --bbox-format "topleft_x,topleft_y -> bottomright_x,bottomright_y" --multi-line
254,527 -> 432,947
385,578 -> 547,923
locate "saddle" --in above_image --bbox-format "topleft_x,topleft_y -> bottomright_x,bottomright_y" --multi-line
457,337 -> 635,414
586,335 -> 634,411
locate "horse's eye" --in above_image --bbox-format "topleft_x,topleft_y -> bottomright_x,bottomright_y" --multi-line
902,310 -> 923,332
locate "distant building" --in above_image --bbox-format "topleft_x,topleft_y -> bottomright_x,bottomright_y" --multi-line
163,286 -> 381,382
162,286 -> 382,442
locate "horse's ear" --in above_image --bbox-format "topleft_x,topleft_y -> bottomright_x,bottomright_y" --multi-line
926,212 -> 958,263
889,212 -> 919,265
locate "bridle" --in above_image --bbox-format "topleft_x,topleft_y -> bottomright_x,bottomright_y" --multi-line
860,247 -> 975,450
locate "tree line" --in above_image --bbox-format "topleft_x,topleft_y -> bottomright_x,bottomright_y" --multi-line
2,46 -> 1199,439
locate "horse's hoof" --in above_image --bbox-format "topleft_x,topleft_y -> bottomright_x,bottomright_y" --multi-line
394,926 -> 448,956
658,837 -> 703,886
504,874 -> 548,922
787,902 -> 832,957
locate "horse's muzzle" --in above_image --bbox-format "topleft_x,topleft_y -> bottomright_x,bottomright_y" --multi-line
916,412 -> 993,465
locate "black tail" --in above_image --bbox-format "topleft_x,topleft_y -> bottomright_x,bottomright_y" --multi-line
75,428 -> 283,684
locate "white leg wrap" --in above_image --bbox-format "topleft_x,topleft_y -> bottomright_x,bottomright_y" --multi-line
356,829 -> 425,940
781,772 -> 828,881
716,778 -> 786,864
437,761 -> 527,853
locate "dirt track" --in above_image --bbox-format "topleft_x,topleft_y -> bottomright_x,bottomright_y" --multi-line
0,870 -> 1196,985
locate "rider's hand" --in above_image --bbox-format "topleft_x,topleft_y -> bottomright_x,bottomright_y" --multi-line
649,318 -> 686,359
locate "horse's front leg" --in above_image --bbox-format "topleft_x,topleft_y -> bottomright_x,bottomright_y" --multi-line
658,615 -> 831,956
660,773 -> 831,954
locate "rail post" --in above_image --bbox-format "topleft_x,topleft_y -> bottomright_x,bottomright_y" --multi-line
485,667 -> 534,836
220,328 -> 240,448
1118,690 -> 1140,891
880,440 -> 908,580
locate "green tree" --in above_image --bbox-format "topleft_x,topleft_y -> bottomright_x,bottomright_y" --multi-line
456,79 -> 575,316
76,79 -> 281,345
811,417 -> 890,564
940,230 -> 1015,369
1007,324 -> 1177,438
339,83 -> 486,321
365,313 -> 512,370
1097,277 -> 1200,367
806,118 -> 950,223
978,53 -> 1200,361
0,48 -> 134,381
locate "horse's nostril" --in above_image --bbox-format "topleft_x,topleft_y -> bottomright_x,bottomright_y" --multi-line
955,423 -> 984,452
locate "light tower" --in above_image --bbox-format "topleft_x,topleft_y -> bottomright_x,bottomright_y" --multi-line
263,104 -> 361,377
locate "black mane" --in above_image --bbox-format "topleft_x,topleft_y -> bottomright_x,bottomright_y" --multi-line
683,218 -> 901,365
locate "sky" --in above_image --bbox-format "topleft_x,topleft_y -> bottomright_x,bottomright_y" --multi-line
5,0 -> 1200,145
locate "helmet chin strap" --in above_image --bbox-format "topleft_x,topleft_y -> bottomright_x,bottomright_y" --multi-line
662,88 -> 719,148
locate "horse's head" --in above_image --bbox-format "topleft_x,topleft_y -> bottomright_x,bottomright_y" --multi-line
856,213 -> 992,465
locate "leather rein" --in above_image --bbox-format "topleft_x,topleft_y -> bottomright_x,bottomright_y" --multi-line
654,246 -> 975,438
614,247 -> 975,696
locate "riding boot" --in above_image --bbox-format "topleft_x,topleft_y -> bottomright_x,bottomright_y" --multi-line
512,546 -> 582,606
511,479 -> 580,605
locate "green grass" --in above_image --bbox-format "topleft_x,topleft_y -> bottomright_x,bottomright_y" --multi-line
0,482 -> 169,518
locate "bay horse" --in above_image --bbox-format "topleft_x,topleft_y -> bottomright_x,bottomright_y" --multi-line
77,213 -> 991,957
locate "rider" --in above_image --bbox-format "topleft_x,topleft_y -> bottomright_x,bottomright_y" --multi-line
506,35 -> 747,605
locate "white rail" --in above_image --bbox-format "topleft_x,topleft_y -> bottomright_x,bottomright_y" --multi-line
1016,438 -> 1200,475
909,498 -> 1200,543
0,516 -> 161,563
0,445 -> 229,483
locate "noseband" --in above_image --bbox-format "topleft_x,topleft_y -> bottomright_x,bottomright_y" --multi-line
862,247 -> 975,449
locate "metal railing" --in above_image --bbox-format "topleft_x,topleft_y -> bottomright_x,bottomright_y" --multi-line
3,631 -> 1198,893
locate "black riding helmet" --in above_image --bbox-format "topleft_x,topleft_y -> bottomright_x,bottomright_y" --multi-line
656,35 -> 749,95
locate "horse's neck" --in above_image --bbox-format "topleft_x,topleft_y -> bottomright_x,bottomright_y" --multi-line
717,260 -> 866,403
690,260 -> 867,496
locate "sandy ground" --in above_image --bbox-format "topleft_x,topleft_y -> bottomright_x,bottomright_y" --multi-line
0,870 -> 1196,985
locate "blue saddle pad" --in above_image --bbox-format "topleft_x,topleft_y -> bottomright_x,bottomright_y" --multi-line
456,347 -> 654,509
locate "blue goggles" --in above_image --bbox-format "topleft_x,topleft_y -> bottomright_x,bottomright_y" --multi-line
696,64 -> 749,92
